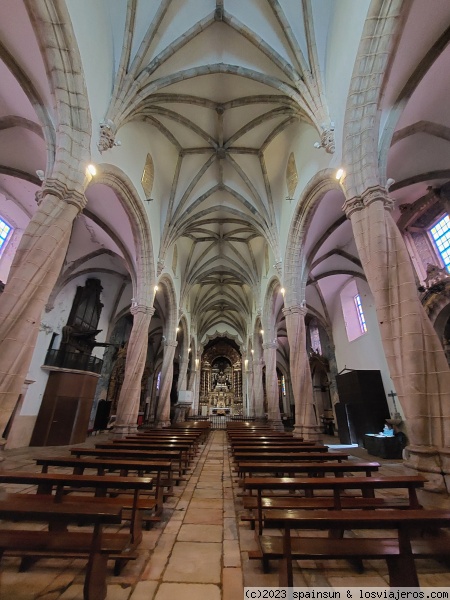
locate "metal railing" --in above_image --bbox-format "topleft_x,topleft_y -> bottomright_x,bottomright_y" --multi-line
208,414 -> 255,429
44,349 -> 103,374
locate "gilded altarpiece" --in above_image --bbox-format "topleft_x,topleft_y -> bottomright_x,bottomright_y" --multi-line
199,343 -> 243,415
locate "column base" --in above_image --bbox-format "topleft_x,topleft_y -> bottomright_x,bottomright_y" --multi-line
268,418 -> 284,431
110,424 -> 138,438
403,445 -> 449,493
0,438 -> 6,462
300,425 -> 323,443
155,420 -> 171,429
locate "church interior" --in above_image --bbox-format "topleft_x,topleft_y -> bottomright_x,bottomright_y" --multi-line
1,1 -> 450,597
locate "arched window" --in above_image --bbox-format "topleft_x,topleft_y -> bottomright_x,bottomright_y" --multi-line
429,214 -> 450,272
0,216 -> 12,253
340,279 -> 367,341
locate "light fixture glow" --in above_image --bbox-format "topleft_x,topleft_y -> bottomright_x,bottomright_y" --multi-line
280,287 -> 285,296
176,327 -> 180,332
188,347 -> 191,352
336,168 -> 344,180
154,285 -> 159,292
251,349 -> 254,354
260,329 -> 264,335
87,164 -> 97,176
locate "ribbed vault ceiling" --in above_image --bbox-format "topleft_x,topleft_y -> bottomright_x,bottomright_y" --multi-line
103,0 -> 332,343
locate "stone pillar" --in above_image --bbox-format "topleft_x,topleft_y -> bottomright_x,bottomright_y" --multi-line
155,339 -> 178,427
344,186 -> 450,491
0,180 -> 84,442
190,358 -> 199,416
263,341 -> 283,430
252,358 -> 265,420
177,343 -> 189,394
113,305 -> 154,437
283,305 -> 321,441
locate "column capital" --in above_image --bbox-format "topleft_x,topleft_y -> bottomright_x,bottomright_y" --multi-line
342,194 -> 364,218
283,305 -> 307,317
343,185 -> 395,218
361,185 -> 395,211
263,341 -> 278,350
40,177 -> 87,212
164,339 -> 178,348
130,304 -> 155,317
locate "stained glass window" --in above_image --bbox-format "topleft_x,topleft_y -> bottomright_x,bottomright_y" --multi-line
430,215 -> 450,272
354,294 -> 367,333
0,216 -> 12,251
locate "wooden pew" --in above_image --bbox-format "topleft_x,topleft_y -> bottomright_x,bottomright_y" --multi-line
35,456 -> 172,523
236,452 -> 349,478
233,451 -> 350,464
96,441 -> 193,472
0,471 -> 153,546
239,461 -> 380,528
0,497 -> 127,600
244,475 -> 425,534
112,437 -> 198,460
259,508 -> 450,587
71,447 -> 185,478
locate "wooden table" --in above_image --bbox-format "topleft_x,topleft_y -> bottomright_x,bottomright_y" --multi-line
244,475 -> 425,534
0,497 -> 125,600
262,508 -> 450,587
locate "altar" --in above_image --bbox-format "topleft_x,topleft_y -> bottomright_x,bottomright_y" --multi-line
198,351 -> 244,417
210,407 -> 231,416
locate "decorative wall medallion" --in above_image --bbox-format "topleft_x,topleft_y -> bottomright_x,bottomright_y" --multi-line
286,152 -> 298,199
141,154 -> 154,199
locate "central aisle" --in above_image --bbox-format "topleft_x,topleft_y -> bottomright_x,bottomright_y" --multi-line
130,429 -> 245,600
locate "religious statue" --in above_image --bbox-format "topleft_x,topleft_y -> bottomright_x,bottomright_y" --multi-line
214,370 -> 231,391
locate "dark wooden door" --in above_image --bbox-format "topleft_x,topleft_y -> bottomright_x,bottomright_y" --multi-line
46,396 -> 80,446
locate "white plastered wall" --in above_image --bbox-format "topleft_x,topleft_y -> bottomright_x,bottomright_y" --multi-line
330,277 -> 399,416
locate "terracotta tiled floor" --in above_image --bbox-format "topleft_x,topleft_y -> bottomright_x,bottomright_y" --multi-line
0,430 -> 449,599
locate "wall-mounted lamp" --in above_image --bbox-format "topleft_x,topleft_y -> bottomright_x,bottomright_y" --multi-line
251,349 -> 254,354
188,347 -> 191,353
260,329 -> 264,335
87,164 -> 97,177
280,287 -> 285,296
335,168 -> 345,181
154,285 -> 159,292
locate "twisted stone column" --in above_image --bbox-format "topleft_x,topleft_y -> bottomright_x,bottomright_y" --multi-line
252,358 -> 265,420
0,180 -> 84,442
283,305 -> 321,441
156,339 -> 178,427
114,305 -> 154,437
263,341 -> 283,430
177,344 -> 189,393
344,186 -> 450,490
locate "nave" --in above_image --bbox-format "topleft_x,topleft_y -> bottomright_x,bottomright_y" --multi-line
1,430 -> 450,599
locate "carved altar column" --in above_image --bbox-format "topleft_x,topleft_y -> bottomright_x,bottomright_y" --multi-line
283,305 -> 321,441
0,179 -> 85,441
155,339 -> 178,427
113,305 -> 155,436
263,341 -> 283,430
344,186 -> 450,491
